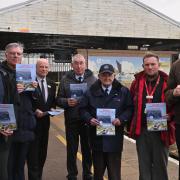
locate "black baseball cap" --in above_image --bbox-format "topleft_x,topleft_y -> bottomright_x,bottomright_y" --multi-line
99,64 -> 115,74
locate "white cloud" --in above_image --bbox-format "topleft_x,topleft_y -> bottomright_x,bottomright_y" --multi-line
139,0 -> 180,22
0,0 -> 26,9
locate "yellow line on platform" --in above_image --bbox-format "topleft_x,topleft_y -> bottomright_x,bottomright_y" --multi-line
56,135 -> 82,161
56,134 -> 107,180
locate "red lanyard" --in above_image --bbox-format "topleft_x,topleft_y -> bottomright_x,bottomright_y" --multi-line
145,75 -> 160,103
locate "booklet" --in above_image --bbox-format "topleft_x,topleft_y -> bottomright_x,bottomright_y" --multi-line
70,83 -> 87,99
0,104 -> 16,131
16,64 -> 36,91
47,108 -> 64,116
145,103 -> 167,131
96,108 -> 116,136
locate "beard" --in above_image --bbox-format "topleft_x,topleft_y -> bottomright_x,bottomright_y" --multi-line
146,72 -> 159,81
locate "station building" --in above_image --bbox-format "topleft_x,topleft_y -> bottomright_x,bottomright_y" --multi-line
0,0 -> 180,82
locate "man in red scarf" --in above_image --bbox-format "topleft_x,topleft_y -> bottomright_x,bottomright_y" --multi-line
129,52 -> 175,180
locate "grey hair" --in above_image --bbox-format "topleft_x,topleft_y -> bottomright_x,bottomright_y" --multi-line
72,54 -> 85,63
5,42 -> 24,52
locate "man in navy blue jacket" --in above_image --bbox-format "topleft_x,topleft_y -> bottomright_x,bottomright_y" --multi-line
80,64 -> 134,180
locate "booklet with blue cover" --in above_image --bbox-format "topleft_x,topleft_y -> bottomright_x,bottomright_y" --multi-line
70,83 -> 87,99
0,104 -> 16,131
16,64 -> 36,91
96,108 -> 116,136
145,103 -> 167,131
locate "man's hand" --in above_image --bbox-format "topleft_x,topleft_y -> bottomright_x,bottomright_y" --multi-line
0,128 -> 13,136
112,118 -> 121,126
17,83 -> 25,93
35,109 -> 46,118
90,118 -> 100,126
173,85 -> 180,97
67,98 -> 78,107
32,81 -> 38,88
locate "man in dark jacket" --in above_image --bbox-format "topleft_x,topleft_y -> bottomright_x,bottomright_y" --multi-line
1,42 -> 37,180
80,64 -> 134,180
56,54 -> 96,180
27,58 -> 56,180
0,63 -> 20,180
165,58 -> 180,180
129,52 -> 174,180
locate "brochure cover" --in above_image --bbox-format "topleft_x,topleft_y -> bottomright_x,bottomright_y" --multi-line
16,64 -> 36,91
146,103 -> 167,131
70,83 -> 87,99
96,108 -> 116,136
0,104 -> 16,131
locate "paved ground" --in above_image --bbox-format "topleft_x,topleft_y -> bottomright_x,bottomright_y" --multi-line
30,114 -> 179,180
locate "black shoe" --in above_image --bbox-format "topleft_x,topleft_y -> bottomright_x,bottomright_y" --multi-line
66,175 -> 77,180
83,175 -> 93,180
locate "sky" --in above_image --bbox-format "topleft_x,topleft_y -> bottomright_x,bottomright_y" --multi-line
139,0 -> 180,22
0,0 -> 180,22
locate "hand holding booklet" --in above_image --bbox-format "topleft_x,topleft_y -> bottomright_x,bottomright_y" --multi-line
16,64 -> 36,91
0,104 -> 16,131
47,108 -> 64,116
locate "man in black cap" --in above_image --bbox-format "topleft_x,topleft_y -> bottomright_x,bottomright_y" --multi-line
80,64 -> 134,180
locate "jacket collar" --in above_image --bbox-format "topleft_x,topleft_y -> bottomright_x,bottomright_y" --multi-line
90,79 -> 123,96
134,70 -> 168,81
66,69 -> 93,80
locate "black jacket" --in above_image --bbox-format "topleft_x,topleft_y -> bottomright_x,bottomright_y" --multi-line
80,79 -> 134,152
1,61 -> 36,142
33,77 -> 56,133
56,69 -> 96,125
0,62 -> 21,147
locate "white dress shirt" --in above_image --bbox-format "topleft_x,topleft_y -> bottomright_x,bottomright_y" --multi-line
101,85 -> 112,95
37,76 -> 48,101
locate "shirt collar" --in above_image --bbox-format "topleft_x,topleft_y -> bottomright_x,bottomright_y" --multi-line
37,75 -> 46,82
75,74 -> 84,80
101,85 -> 112,92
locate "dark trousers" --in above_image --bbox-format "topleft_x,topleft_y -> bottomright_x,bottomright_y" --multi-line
175,124 -> 180,180
136,129 -> 168,180
65,121 -> 93,180
92,151 -> 122,180
0,137 -> 11,180
8,142 -> 29,180
27,128 -> 49,180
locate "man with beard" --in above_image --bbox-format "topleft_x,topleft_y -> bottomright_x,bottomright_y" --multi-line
129,52 -> 174,180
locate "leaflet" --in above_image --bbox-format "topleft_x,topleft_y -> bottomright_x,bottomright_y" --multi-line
70,83 -> 87,99
0,104 -> 16,131
146,102 -> 167,131
96,108 -> 116,136
47,109 -> 64,116
16,64 -> 36,91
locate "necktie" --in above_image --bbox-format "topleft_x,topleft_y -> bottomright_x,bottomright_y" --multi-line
78,76 -> 82,83
41,79 -> 45,101
104,88 -> 109,96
